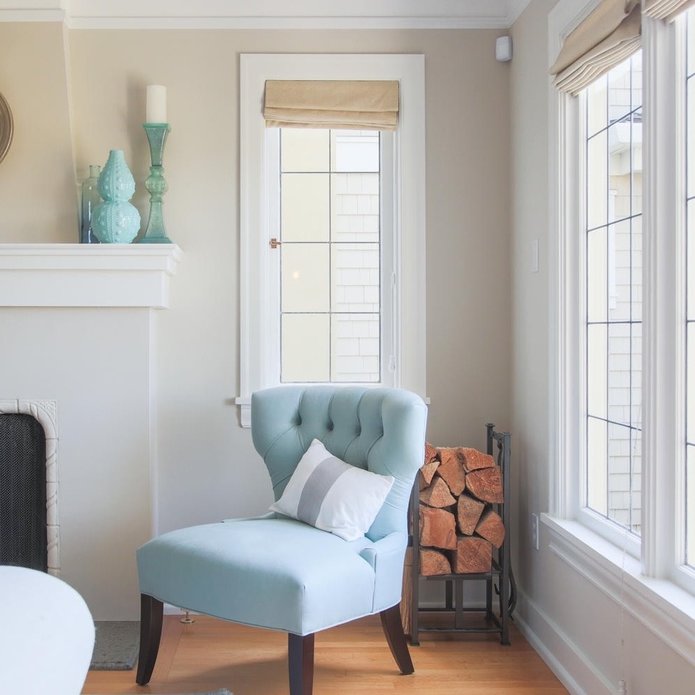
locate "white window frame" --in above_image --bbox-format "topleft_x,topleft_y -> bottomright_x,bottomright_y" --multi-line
236,54 -> 426,427
547,0 -> 695,640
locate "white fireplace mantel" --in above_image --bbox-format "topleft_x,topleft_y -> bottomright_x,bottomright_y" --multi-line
0,242 -> 182,618
0,243 -> 182,308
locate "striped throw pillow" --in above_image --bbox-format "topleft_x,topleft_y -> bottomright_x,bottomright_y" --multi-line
270,439 -> 395,541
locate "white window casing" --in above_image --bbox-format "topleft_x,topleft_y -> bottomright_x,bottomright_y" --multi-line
548,0 -> 695,636
237,54 -> 426,427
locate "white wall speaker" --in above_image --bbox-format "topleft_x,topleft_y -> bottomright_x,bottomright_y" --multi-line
495,36 -> 513,62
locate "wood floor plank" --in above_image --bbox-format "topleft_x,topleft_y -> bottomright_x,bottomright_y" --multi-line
82,615 -> 567,694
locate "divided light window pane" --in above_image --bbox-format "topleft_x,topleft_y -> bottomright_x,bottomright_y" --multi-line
685,9 -> 695,567
279,128 -> 381,383
584,52 -> 643,536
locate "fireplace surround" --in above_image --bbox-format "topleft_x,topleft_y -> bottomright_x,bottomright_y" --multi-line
0,243 -> 181,619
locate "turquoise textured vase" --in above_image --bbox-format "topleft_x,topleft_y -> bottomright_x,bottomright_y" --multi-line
92,149 -> 141,244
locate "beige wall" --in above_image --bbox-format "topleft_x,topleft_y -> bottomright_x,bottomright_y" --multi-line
0,23 -> 77,239
69,28 -> 512,533
0,24 -> 511,615
510,0 -> 555,595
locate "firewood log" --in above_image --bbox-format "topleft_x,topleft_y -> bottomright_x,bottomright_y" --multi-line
460,447 -> 496,472
419,475 -> 456,508
420,458 -> 440,487
437,450 -> 467,496
438,447 -> 465,469
457,493 -> 485,535
475,510 -> 505,548
465,467 -> 504,503
419,505 -> 457,550
420,548 -> 452,576
454,537 -> 492,573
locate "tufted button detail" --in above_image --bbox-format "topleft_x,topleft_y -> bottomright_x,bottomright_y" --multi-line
326,420 -> 334,431
355,426 -> 362,436
295,415 -> 302,426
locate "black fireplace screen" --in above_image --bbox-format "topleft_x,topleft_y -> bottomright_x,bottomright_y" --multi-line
0,414 -> 47,571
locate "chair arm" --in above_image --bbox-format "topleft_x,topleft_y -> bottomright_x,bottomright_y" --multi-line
359,532 -> 408,612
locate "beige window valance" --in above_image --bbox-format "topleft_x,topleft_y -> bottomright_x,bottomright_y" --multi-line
551,0 -> 641,95
644,0 -> 695,21
263,80 -> 399,130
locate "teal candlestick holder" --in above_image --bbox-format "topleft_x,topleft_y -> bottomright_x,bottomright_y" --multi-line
140,123 -> 172,243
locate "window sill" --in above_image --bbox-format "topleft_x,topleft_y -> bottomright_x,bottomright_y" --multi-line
541,514 -> 695,668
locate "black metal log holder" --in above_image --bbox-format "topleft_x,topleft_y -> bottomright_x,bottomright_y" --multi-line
409,423 -> 515,646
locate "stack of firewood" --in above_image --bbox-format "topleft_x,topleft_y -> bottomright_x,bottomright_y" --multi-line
417,442 -> 505,575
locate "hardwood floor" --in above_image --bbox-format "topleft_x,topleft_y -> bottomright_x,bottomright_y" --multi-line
82,615 -> 567,694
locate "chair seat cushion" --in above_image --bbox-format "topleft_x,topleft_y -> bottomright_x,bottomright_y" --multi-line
137,518 -> 377,635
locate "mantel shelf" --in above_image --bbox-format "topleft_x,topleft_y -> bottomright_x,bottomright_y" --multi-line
0,243 -> 182,309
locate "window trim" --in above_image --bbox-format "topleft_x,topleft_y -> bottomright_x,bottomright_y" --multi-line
237,54 -> 426,427
641,11 -> 683,584
549,0 -> 695,603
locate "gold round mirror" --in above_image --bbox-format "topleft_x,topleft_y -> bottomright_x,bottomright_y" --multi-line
0,92 -> 14,164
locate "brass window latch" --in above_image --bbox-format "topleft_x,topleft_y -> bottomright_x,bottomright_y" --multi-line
270,237 -> 282,249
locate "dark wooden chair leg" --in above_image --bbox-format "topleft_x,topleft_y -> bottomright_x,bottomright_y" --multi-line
288,632 -> 314,695
380,603 -> 414,675
135,594 -> 164,685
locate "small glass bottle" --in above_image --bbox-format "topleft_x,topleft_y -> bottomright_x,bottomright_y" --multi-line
80,165 -> 102,243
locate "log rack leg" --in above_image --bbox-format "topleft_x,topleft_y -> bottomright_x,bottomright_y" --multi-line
486,576 -> 493,621
288,632 -> 314,695
380,603 -> 414,675
454,578 -> 464,629
135,594 -> 164,685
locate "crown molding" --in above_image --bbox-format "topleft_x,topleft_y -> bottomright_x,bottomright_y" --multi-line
506,0 -> 532,25
0,0 -> 64,21
0,0 -> 530,29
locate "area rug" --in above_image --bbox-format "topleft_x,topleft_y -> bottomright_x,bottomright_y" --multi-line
89,621 -> 139,670
88,691 -> 232,695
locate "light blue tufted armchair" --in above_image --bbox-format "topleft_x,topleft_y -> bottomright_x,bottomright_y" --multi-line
136,385 -> 427,694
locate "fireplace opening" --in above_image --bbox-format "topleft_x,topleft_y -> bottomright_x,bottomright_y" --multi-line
0,413 -> 47,571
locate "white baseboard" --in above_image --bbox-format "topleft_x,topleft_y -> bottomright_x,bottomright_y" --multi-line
514,588 -> 616,695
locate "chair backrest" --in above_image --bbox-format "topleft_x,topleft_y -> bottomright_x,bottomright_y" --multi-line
252,386 -> 427,541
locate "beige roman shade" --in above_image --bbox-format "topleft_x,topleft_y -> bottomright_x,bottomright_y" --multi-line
644,0 -> 695,21
551,0 -> 641,95
263,80 -> 399,130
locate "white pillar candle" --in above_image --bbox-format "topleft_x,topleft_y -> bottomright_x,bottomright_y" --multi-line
146,85 -> 167,123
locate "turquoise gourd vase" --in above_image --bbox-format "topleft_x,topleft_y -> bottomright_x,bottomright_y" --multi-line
92,149 -> 141,243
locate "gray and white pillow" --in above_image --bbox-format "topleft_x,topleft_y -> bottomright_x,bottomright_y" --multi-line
270,438 -> 394,541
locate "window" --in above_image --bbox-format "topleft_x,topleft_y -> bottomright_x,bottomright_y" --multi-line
277,128 -> 386,384
237,54 -> 426,426
584,53 -> 643,537
551,1 -> 695,599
